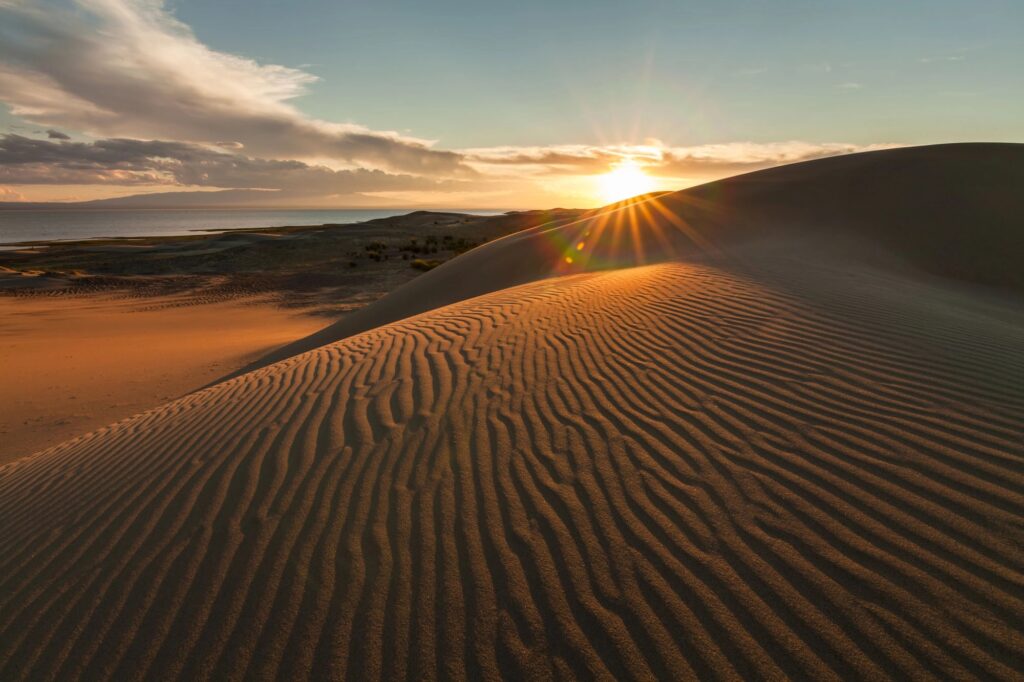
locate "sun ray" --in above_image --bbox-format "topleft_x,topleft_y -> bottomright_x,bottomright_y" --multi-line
646,195 -> 718,253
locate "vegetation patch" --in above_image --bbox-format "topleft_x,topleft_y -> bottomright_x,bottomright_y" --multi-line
410,258 -> 443,271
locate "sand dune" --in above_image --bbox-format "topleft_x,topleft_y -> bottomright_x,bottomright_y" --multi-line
0,145 -> 1022,680
239,143 -> 1024,374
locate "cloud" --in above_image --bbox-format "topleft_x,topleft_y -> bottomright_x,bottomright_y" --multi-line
919,55 -> 966,64
0,0 -> 466,175
836,82 -> 864,90
659,141 -> 904,176
0,131 -> 904,207
463,143 -> 674,177
0,185 -> 25,201
464,141 -> 901,178
0,134 -> 465,196
46,129 -> 71,140
463,145 -> 639,171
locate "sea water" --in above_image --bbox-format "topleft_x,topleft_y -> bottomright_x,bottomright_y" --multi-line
0,208 -> 505,245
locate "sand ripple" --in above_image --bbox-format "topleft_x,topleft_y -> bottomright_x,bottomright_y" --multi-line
1,262 -> 1021,680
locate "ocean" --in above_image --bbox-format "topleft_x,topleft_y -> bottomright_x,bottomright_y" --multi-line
0,208 -> 506,245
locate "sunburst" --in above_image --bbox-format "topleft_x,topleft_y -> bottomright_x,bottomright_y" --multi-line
596,159 -> 657,204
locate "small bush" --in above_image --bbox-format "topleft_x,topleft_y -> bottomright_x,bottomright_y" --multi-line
410,258 -> 443,271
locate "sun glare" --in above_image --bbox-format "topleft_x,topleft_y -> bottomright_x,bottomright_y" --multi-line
597,159 -> 657,204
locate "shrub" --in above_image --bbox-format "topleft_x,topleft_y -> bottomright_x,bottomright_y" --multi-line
410,258 -> 443,271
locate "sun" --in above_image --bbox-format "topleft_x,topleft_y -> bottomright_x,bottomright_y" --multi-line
596,159 -> 657,204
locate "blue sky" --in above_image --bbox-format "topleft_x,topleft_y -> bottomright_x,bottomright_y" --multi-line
0,0 -> 1021,207
174,0 -> 1024,146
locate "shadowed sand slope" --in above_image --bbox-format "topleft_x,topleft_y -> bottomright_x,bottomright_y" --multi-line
241,143 -> 1024,374
1,256 -> 1021,680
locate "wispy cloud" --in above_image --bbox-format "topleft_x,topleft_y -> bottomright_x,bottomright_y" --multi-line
918,55 -> 966,64
464,141 -> 900,178
0,0 -> 466,175
0,134 -> 465,197
462,144 -> 659,173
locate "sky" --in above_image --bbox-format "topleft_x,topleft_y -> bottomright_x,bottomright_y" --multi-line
0,0 -> 1021,208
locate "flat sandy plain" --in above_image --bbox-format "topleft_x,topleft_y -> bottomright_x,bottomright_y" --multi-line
0,144 -> 1021,680
0,295 -> 324,461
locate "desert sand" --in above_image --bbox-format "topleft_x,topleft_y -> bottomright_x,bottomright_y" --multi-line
0,144 -> 1021,680
0,209 -> 584,461
0,295 -> 325,462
